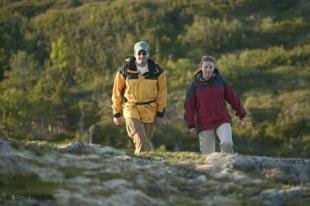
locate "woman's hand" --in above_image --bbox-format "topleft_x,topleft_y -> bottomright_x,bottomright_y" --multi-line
189,127 -> 197,137
240,117 -> 246,127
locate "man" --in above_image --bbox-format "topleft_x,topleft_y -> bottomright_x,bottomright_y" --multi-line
112,41 -> 167,154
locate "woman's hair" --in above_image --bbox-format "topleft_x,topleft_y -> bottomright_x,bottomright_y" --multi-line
199,55 -> 216,68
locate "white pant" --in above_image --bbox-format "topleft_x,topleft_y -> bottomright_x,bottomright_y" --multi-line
198,123 -> 233,154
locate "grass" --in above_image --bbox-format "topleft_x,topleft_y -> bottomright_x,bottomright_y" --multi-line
138,151 -> 206,164
58,167 -> 85,179
97,170 -> 137,182
0,173 -> 58,197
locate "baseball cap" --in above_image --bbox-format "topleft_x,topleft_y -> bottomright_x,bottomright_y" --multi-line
134,41 -> 150,53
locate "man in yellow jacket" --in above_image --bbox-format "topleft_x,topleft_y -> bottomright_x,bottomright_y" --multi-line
112,41 -> 167,154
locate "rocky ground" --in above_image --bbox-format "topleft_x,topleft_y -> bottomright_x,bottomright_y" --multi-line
0,138 -> 309,206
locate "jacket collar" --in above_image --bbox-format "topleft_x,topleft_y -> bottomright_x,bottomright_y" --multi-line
127,56 -> 158,73
195,68 -> 220,82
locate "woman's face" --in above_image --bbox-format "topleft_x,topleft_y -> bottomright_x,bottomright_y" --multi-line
201,61 -> 214,80
134,49 -> 150,65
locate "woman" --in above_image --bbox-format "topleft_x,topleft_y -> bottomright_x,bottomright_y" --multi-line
184,55 -> 246,154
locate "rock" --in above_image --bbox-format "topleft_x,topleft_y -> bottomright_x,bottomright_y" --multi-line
0,139 -> 35,176
0,140 -> 309,206
251,187 -> 308,206
57,142 -> 125,156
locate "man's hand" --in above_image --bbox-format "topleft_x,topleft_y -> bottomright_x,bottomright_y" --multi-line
155,117 -> 166,126
189,127 -> 197,137
113,116 -> 124,125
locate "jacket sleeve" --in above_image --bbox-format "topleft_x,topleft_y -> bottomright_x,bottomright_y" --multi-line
224,84 -> 246,119
184,83 -> 197,128
156,72 -> 167,117
111,71 -> 125,117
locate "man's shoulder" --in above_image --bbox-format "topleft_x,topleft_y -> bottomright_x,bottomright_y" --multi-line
118,56 -> 135,74
148,59 -> 164,74
125,56 -> 134,63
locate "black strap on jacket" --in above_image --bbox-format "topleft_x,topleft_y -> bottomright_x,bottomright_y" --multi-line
124,99 -> 156,105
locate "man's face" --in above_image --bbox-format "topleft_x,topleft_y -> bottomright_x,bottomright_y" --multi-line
134,49 -> 149,65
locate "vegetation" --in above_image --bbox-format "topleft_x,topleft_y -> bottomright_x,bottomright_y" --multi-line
0,0 -> 309,157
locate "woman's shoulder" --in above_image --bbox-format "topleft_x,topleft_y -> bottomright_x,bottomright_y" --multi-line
210,71 -> 229,88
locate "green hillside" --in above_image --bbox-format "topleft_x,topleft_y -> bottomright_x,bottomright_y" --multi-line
0,0 -> 309,157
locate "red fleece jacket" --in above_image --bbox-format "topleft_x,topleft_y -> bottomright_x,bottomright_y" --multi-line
184,70 -> 246,131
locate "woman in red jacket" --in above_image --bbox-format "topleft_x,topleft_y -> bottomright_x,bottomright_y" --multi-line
184,55 -> 246,154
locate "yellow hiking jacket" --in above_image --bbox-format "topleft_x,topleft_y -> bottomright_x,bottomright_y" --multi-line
112,57 -> 167,123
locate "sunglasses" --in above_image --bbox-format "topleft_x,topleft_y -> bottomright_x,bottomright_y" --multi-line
137,50 -> 147,55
